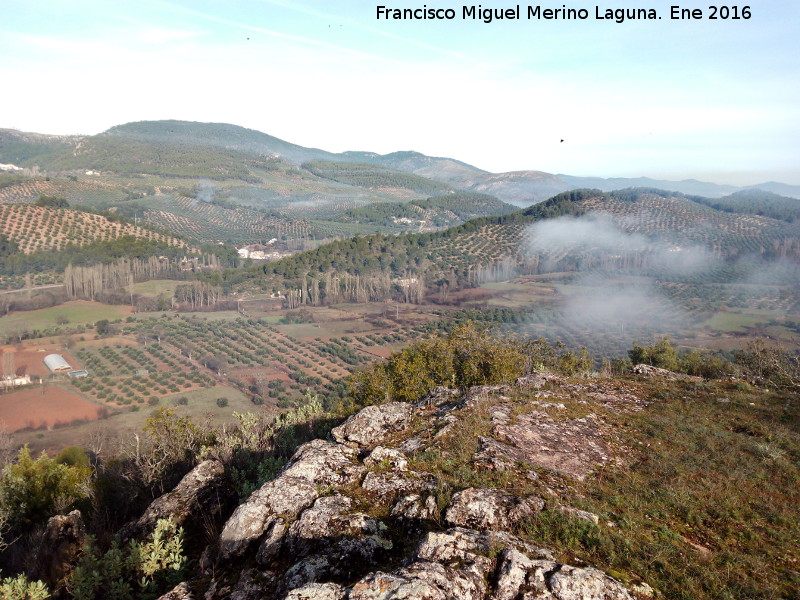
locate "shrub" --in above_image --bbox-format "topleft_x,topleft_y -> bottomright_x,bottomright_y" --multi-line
628,337 -> 680,371
55,446 -> 91,469
69,518 -> 186,600
0,574 -> 50,600
216,397 -> 229,408
0,446 -> 92,528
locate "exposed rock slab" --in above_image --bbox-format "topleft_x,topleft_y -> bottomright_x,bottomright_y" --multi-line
284,582 -> 347,600
476,412 -> 610,481
632,364 -> 702,382
362,470 -> 438,503
364,446 -> 409,471
331,402 -> 414,449
444,488 -> 544,532
546,565 -> 634,600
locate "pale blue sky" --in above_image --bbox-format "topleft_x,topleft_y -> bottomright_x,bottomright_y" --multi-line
1,1 -> 798,184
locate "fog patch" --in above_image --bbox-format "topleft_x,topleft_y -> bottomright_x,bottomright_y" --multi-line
558,274 -> 689,334
196,179 -> 216,203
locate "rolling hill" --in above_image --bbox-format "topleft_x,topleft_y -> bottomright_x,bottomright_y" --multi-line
3,121 -> 799,214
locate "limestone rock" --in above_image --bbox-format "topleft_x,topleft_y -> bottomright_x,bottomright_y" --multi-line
331,402 -> 414,449
555,505 -> 600,526
444,488 -> 544,531
33,509 -> 86,591
632,364 -> 702,382
362,470 -> 438,502
285,496 -> 385,557
515,372 -> 564,389
281,439 -> 364,488
391,494 -> 440,524
494,549 -> 558,600
218,475 -> 318,561
255,518 -> 288,565
218,440 -> 363,562
120,460 -> 236,547
155,582 -> 194,600
283,583 -> 347,600
478,412 -> 610,481
546,565 -> 634,600
415,527 -> 553,568
364,446 -> 409,471
415,386 -> 459,409
229,568 -> 275,600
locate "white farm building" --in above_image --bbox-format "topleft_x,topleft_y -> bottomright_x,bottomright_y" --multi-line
44,354 -> 72,373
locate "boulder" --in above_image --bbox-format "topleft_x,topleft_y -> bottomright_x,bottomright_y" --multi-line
155,582 -> 194,600
444,488 -> 544,531
515,372 -> 564,389
331,402 -> 414,449
33,509 -> 86,591
494,549 -> 557,600
218,441 -> 363,562
546,565 -> 634,600
632,364 -> 701,382
415,386 -> 459,409
415,527 -> 553,568
391,494 -> 440,525
284,583 -> 347,600
364,446 -> 409,471
361,470 -> 438,503
120,460 -> 236,547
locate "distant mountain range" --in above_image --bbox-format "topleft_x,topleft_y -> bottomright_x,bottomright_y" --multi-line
2,120 -> 798,204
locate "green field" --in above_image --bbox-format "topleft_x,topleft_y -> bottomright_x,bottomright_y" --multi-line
131,279 -> 182,296
0,301 -> 131,339
702,310 -> 772,333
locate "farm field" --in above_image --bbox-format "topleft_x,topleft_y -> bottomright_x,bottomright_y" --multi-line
0,301 -> 132,340
0,385 -> 104,432
0,203 -> 187,254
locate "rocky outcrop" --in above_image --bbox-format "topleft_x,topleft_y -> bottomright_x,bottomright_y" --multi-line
33,510 -> 86,593
632,363 -> 702,382
331,402 -> 414,449
120,460 -> 237,547
218,440 -> 363,562
283,583 -> 347,600
547,565 -> 634,600
443,488 -> 544,531
133,383 -> 649,600
516,372 -> 564,389
155,582 -> 195,600
475,411 -> 610,481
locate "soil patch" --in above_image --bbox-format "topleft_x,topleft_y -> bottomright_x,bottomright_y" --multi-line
0,385 -> 104,431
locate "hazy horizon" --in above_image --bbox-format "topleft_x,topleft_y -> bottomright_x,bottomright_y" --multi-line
1,0 -> 798,186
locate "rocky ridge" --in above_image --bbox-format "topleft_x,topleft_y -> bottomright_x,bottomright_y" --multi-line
104,374 -> 656,599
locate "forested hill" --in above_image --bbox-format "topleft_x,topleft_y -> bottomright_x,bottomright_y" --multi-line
232,188 -> 800,292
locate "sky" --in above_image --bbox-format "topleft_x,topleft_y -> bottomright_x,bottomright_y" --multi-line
1,0 -> 798,185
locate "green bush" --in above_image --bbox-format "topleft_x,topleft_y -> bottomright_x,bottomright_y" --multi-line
0,446 -> 92,528
0,574 -> 50,600
348,322 -> 525,405
55,446 -> 91,469
69,518 -> 186,600
628,337 -> 680,371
